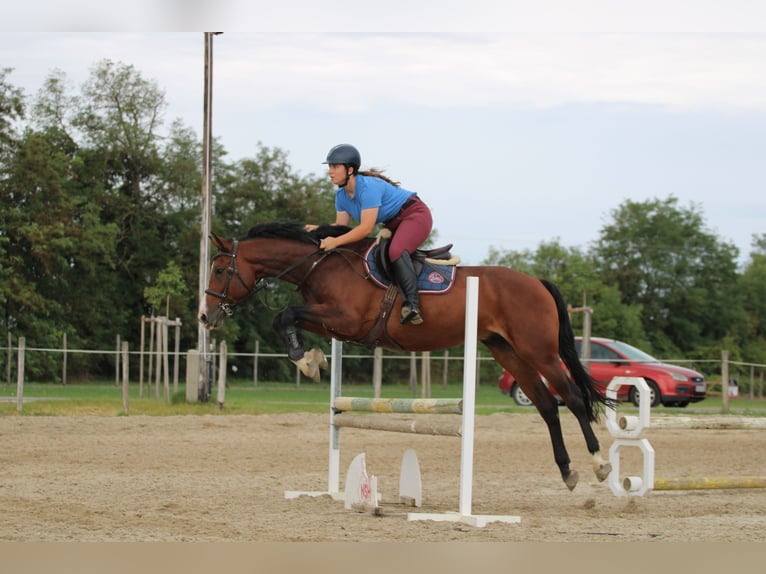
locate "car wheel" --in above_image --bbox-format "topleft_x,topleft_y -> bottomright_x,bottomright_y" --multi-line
630,380 -> 661,408
511,384 -> 534,407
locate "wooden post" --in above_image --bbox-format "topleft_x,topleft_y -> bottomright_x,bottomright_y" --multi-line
115,334 -> 121,387
173,318 -> 181,394
442,350 -> 449,389
721,350 -> 730,414
6,331 -> 11,385
253,340 -> 259,389
750,365 -> 755,401
62,332 -> 67,386
421,352 -> 431,398
217,340 -> 227,408
409,352 -> 417,395
162,319 -> 171,403
122,341 -> 130,415
147,318 -> 155,396
185,350 -> 200,403
373,347 -> 383,398
139,316 -> 146,398
155,322 -> 162,401
16,337 -> 25,412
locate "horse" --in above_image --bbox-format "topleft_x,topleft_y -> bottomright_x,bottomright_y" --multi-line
198,221 -> 612,490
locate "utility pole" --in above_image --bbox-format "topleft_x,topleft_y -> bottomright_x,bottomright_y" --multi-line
197,32 -> 222,401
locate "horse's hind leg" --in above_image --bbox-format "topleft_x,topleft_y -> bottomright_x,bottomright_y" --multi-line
485,337 -> 580,490
542,367 -> 611,483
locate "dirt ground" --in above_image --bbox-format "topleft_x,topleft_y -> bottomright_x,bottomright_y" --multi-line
1,411 -> 765,542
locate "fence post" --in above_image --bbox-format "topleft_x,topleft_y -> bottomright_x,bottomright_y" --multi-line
217,340 -> 227,408
6,331 -> 11,385
139,316 -> 146,398
373,347 -> 383,398
62,332 -> 67,386
162,319 -> 171,403
16,337 -> 25,412
186,350 -> 200,403
253,340 -> 259,389
115,334 -> 121,387
443,350 -> 449,389
122,341 -> 130,415
173,318 -> 181,394
421,352 -> 431,398
750,365 -> 755,400
721,350 -> 730,414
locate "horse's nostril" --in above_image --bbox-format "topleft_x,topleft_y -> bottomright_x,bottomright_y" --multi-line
199,314 -> 207,323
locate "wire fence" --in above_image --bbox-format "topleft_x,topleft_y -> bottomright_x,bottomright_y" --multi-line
4,336 -> 766,401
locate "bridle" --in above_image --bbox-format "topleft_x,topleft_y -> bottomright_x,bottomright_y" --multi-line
205,240 -> 252,317
204,238 -> 351,317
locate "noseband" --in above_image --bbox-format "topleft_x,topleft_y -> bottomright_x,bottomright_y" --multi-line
205,240 -> 252,316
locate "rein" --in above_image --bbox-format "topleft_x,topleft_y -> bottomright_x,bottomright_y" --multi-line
205,239 -> 360,316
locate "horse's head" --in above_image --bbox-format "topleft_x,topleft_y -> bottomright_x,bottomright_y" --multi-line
198,232 -> 257,329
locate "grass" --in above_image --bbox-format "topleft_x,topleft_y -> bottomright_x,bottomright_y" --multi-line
2,379 -> 766,417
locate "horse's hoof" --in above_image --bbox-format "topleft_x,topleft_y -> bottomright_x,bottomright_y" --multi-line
292,357 -> 321,382
595,463 -> 612,482
308,348 -> 329,370
564,470 -> 579,491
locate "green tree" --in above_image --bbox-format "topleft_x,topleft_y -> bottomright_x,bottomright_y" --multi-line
740,234 -> 766,362
593,196 -> 742,355
484,239 -> 646,344
0,67 -> 24,157
144,261 -> 190,318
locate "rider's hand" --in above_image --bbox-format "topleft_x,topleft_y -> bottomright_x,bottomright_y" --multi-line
320,237 -> 339,251
304,224 -> 319,232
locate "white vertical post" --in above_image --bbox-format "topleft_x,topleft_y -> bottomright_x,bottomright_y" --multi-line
408,277 -> 521,526
328,338 -> 343,496
285,339 -> 344,501
458,276 -> 479,516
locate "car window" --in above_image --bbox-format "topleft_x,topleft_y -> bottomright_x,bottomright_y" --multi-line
590,342 -> 621,362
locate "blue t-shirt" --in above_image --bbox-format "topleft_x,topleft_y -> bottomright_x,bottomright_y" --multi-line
335,175 -> 415,223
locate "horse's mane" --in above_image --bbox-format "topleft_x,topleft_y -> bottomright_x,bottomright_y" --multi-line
244,222 -> 352,244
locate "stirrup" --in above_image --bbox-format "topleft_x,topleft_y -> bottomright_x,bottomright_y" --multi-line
400,306 -> 423,325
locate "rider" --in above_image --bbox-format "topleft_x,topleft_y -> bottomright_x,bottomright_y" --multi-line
305,144 -> 433,325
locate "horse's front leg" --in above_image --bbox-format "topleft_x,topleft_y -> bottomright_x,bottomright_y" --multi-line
273,307 -> 328,382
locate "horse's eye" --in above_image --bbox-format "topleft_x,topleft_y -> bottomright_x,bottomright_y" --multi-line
214,267 -> 225,277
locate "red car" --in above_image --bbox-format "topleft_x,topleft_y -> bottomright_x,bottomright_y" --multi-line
498,337 -> 707,408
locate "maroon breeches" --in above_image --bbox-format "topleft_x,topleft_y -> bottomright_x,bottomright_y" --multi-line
384,199 -> 433,261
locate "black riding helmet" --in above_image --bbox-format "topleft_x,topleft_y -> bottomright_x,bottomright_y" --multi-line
323,144 -> 361,173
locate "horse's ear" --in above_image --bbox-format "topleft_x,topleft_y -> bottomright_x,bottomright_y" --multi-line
210,232 -> 226,252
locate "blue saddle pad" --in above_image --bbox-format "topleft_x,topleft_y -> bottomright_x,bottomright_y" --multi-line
363,244 -> 457,294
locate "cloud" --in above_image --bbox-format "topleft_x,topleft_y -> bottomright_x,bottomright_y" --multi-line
213,34 -> 766,113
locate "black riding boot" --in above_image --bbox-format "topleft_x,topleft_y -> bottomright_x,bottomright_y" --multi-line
391,250 -> 423,325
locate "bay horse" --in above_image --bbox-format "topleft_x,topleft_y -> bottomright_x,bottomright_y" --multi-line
198,221 -> 612,490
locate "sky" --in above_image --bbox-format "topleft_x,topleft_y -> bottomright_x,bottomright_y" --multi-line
3,2 -> 766,267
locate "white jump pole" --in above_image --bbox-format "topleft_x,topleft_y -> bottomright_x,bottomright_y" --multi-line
284,337 -> 344,500
407,276 -> 520,527
328,337 -> 343,498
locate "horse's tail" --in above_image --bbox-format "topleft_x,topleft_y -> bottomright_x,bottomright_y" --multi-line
540,279 -> 612,422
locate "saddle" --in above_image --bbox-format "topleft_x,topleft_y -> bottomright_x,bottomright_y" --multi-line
373,228 -> 460,281
357,230 -> 460,350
